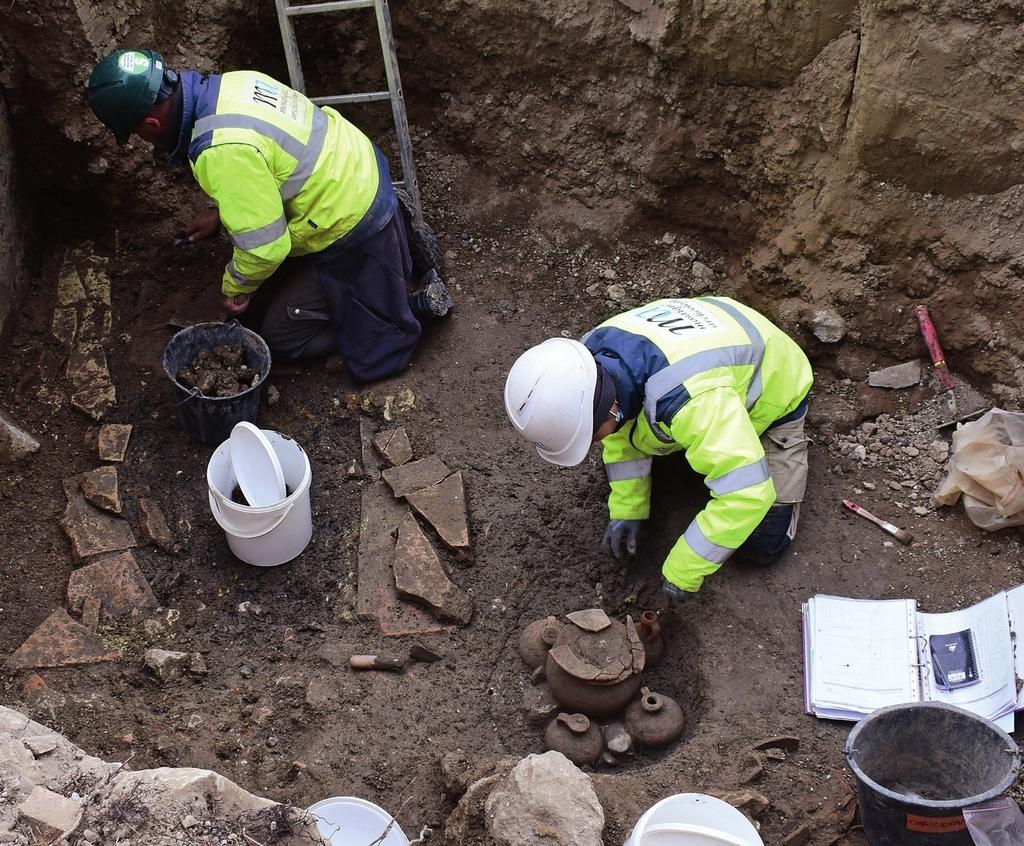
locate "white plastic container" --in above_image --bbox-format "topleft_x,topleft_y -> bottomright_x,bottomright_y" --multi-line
207,429 -> 312,566
624,794 -> 764,846
306,796 -> 410,846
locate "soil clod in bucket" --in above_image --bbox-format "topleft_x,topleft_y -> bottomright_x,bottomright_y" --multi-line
178,344 -> 259,397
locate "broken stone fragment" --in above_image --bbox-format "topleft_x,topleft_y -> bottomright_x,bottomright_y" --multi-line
98,423 -> 132,462
406,470 -> 470,549
81,466 -> 121,513
144,648 -> 190,682
707,788 -> 771,818
752,734 -> 800,752
61,476 -> 136,559
602,721 -> 632,755
738,750 -> 765,784
24,735 -> 58,757
139,498 -> 175,552
382,454 -> 451,498
522,683 -> 560,726
67,551 -> 157,621
67,341 -> 116,421
373,425 -> 414,466
393,511 -> 472,625
82,261 -> 111,306
18,785 -> 82,841
5,608 -> 120,670
0,408 -> 40,461
51,306 -> 78,347
809,307 -> 845,343
484,752 -> 604,846
58,264 -> 88,306
868,360 -> 922,389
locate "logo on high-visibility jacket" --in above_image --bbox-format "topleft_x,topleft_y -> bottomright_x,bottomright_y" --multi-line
118,51 -> 151,75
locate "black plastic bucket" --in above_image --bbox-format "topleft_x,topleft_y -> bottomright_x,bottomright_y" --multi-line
162,320 -> 271,445
845,702 -> 1019,845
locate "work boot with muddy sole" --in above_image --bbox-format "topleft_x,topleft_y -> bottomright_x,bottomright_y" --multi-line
409,270 -> 454,319
396,188 -> 444,278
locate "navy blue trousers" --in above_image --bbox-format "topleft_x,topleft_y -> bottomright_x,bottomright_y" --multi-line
257,210 -> 422,382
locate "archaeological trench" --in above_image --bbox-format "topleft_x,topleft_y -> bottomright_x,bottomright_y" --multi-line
2,0 -> 1024,844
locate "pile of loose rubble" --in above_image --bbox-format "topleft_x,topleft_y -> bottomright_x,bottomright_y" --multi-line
0,706 -> 327,846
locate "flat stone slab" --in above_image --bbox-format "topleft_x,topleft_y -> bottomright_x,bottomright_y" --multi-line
0,409 -> 40,461
67,551 -> 157,621
67,341 -> 116,421
406,471 -> 470,549
393,512 -> 472,625
139,498 -> 174,552
98,423 -> 132,462
57,264 -> 87,306
61,477 -> 136,559
868,360 -> 922,389
382,455 -> 450,498
51,306 -> 78,348
5,609 -> 120,669
356,420 -> 441,637
373,426 -> 413,466
81,466 -> 121,514
18,785 -> 82,840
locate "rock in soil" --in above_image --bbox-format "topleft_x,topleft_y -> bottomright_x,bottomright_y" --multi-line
373,425 -> 414,466
17,785 -> 81,840
80,465 -> 121,513
139,497 -> 175,552
60,476 -> 136,559
484,751 -> 604,846
97,423 -> 132,462
144,648 -> 190,682
5,609 -> 120,670
0,408 -> 39,461
382,454 -> 451,498
66,550 -> 157,621
393,511 -> 473,625
406,470 -> 470,549
177,344 -> 259,397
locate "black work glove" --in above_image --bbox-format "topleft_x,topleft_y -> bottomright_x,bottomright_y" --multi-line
602,519 -> 643,560
661,578 -> 690,607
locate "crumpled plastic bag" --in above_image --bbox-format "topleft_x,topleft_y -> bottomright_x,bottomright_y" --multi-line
931,408 -> 1024,531
963,797 -> 1024,845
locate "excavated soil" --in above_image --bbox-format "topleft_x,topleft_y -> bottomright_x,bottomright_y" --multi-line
2,0 -> 1024,844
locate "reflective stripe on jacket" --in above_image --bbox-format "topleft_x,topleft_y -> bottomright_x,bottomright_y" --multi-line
183,71 -> 385,297
583,297 -> 813,593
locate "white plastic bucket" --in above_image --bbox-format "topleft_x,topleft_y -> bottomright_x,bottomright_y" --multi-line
624,794 -> 764,846
206,429 -> 312,567
306,796 -> 410,846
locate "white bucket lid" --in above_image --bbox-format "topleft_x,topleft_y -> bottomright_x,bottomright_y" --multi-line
306,796 -> 410,846
229,422 -> 286,507
626,794 -> 764,846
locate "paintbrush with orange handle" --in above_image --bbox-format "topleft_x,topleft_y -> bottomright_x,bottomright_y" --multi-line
842,499 -> 914,545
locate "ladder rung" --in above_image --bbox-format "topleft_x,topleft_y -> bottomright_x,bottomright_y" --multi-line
312,91 -> 391,105
285,0 -> 373,15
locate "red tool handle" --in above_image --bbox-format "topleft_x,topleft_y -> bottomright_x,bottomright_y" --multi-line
912,305 -> 955,392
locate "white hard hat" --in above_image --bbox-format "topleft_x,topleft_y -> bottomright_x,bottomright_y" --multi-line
504,338 -> 597,467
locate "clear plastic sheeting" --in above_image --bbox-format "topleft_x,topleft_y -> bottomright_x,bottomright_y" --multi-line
963,797 -> 1024,846
932,409 -> 1024,531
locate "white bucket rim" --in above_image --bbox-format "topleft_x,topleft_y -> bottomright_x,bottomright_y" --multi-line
207,432 -> 310,514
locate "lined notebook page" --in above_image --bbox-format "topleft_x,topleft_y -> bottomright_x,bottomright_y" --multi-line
807,595 -> 919,719
918,593 -> 1017,725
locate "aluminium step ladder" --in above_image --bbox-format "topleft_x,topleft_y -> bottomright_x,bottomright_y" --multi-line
274,0 -> 422,221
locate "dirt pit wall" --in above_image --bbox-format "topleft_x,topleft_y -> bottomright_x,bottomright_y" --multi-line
0,90 -> 30,340
1,0 -> 1023,398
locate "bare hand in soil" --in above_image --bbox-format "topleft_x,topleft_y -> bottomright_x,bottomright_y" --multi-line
186,207 -> 221,242
178,344 -> 259,397
221,293 -> 252,316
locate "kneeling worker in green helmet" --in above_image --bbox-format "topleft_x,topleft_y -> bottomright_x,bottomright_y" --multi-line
87,49 -> 451,382
504,297 -> 813,604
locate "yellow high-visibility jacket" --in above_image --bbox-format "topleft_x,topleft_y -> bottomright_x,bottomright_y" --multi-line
178,70 -> 385,297
582,297 -> 813,592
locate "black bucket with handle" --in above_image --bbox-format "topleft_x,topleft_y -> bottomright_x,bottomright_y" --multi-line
162,320 -> 271,445
845,701 -> 1019,845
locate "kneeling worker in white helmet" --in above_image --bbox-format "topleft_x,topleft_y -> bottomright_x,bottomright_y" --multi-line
504,297 -> 813,603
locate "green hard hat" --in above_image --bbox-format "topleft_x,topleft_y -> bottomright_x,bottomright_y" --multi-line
88,49 -> 166,144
